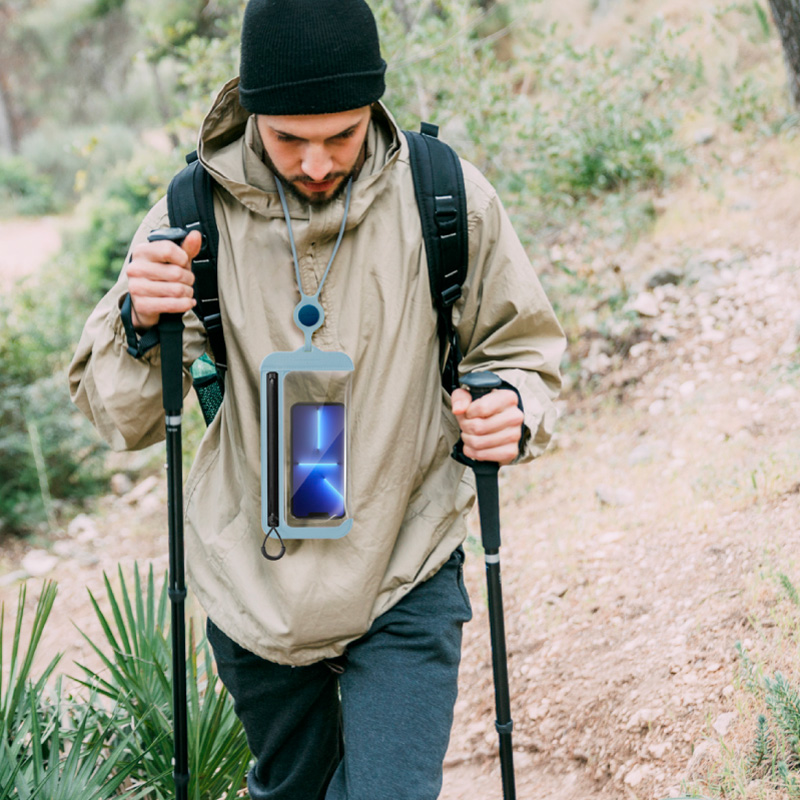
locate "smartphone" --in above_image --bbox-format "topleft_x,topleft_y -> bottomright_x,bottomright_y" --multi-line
290,403 -> 346,520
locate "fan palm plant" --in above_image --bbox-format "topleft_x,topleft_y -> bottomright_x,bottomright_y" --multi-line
1,581 -> 152,798
74,564 -> 250,800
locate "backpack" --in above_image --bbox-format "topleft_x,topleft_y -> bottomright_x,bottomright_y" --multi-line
167,123 -> 468,426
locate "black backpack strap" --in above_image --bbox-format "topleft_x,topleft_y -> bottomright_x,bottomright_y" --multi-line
166,152 -> 227,377
405,124 -> 468,394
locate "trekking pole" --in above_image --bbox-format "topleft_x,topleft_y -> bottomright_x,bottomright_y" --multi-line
457,371 -> 516,800
148,227 -> 191,800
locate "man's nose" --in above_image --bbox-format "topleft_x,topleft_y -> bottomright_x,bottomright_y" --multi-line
301,145 -> 333,181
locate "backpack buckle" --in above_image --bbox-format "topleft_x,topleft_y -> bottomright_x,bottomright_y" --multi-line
434,195 -> 458,238
203,312 -> 222,331
441,284 -> 461,307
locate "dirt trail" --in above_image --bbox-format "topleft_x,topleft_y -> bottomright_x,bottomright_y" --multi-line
0,216 -> 63,292
437,143 -> 800,800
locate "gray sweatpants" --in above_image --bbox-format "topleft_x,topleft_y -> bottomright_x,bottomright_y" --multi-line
207,548 -> 473,800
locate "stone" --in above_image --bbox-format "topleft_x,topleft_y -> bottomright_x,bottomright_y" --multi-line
624,765 -> 648,787
628,443 -> 653,465
122,475 -> 160,505
138,494 -> 162,516
730,336 -> 760,363
67,513 -> 97,538
0,570 -> 28,588
52,541 -> 77,558
583,351 -> 612,375
685,740 -> 720,777
774,386 -> 797,400
595,485 -> 635,507
653,321 -> 679,340
646,266 -> 684,288
626,707 -> 664,730
713,711 -> 737,736
701,329 -> 726,343
693,127 -> 715,145
543,582 -> 569,604
21,550 -> 59,577
648,741 -> 671,759
527,701 -> 550,720
632,292 -> 660,317
110,473 -> 134,496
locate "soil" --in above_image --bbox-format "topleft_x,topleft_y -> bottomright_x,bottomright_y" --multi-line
0,216 -> 63,292
3,5 -> 800,798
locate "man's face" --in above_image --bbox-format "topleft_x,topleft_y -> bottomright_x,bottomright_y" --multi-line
256,106 -> 372,206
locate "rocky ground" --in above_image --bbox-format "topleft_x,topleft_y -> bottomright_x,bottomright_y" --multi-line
438,136 -> 800,798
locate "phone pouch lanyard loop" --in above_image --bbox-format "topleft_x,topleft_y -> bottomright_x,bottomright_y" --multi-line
261,528 -> 286,561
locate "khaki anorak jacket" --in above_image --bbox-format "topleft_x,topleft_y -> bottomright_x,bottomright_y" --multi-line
69,79 -> 565,666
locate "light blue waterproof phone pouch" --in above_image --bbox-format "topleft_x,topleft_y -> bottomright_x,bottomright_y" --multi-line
260,346 -> 354,540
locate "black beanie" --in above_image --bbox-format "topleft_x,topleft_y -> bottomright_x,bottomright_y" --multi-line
239,0 -> 387,115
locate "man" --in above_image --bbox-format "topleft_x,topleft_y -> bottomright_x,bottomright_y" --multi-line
69,0 -> 565,797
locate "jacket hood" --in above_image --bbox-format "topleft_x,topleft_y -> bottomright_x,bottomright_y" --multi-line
197,77 -> 403,227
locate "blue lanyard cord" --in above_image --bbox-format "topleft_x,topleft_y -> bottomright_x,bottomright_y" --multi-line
274,176 -> 353,302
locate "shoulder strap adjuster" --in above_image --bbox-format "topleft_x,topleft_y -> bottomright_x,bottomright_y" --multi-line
434,195 -> 459,238
440,284 -> 462,307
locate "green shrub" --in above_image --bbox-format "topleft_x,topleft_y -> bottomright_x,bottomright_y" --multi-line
0,374 -> 108,535
6,124 -> 140,215
75,565 -> 251,799
0,156 -> 57,216
1,577 -> 218,799
376,4 -> 694,258
68,149 -> 178,295
2,571 -> 250,798
0,582 -> 142,798
0,143 -> 183,536
734,593 -> 800,797
0,256 -> 112,535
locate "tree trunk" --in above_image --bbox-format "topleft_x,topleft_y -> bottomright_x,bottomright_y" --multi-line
768,0 -> 800,108
150,63 -> 180,149
392,0 -> 414,32
0,71 -> 18,154
474,0 -> 513,62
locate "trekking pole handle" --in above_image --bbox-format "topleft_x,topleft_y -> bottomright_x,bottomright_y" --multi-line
456,371 -> 503,551
148,227 -> 189,247
459,371 -> 503,401
148,228 -> 190,416
452,372 -> 504,471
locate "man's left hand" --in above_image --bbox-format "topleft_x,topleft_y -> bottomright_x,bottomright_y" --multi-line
451,388 -> 524,466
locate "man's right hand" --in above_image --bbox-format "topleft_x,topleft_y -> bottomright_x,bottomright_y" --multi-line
125,229 -> 203,331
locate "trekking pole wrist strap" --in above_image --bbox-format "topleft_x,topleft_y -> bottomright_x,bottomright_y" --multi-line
121,293 -> 160,358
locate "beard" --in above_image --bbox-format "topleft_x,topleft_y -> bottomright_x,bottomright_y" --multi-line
262,150 -> 360,208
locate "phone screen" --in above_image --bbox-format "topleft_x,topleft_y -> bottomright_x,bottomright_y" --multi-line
290,403 -> 346,520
